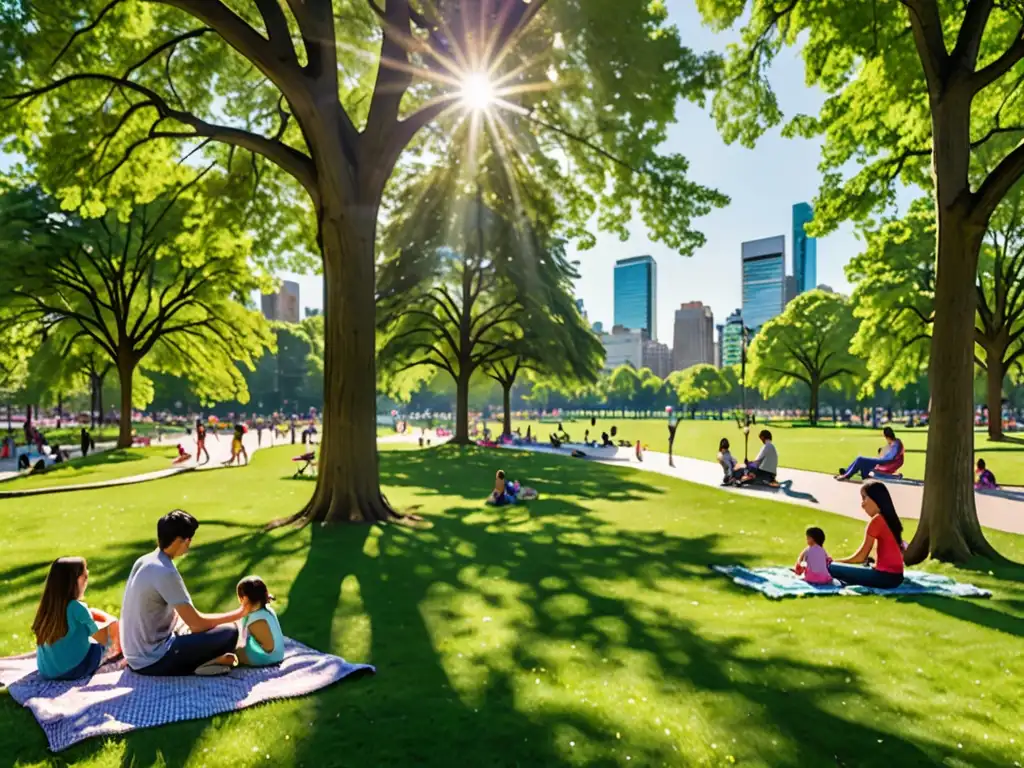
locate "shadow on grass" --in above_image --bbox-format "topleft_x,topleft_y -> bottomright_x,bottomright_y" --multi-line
0,446 -> 1009,766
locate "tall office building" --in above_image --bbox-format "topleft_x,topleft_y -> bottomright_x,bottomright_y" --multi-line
671,301 -> 714,372
261,280 -> 301,323
792,202 -> 817,294
741,236 -> 785,331
643,339 -> 672,378
614,256 -> 657,340
599,325 -> 645,372
714,324 -> 724,368
721,309 -> 744,367
784,275 -> 798,306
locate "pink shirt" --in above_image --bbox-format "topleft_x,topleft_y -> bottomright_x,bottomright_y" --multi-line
799,544 -> 833,584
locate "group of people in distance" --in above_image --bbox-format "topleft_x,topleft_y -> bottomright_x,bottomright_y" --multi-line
716,430 -> 779,486
31,510 -> 284,682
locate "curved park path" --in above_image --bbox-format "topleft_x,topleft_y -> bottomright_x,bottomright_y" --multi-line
504,442 -> 1024,536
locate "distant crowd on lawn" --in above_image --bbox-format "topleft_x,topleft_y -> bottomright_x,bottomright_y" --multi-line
31,510 -> 284,682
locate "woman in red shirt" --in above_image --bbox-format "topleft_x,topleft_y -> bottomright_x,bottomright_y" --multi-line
827,481 -> 905,588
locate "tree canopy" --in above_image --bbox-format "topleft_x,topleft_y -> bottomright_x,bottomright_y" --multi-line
747,291 -> 862,426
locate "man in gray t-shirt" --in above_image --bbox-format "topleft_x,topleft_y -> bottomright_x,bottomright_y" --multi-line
121,510 -> 244,676
739,429 -> 779,484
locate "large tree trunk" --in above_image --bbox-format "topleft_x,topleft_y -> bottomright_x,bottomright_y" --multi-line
116,357 -> 134,449
453,372 -> 471,444
288,202 -> 396,525
502,383 -> 512,437
985,353 -> 1005,441
809,379 -> 820,427
907,180 -> 996,562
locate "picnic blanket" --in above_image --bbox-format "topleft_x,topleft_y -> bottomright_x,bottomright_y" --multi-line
711,565 -> 992,600
0,638 -> 374,752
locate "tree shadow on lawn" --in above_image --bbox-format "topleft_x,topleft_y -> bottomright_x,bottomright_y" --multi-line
0,449 -> 1007,766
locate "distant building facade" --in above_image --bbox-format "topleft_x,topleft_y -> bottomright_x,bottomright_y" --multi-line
784,275 -> 798,306
721,309 -> 744,367
643,339 -> 672,379
671,301 -> 714,372
742,236 -> 785,331
614,256 -> 657,340
262,280 -> 301,323
792,202 -> 817,294
600,325 -> 644,371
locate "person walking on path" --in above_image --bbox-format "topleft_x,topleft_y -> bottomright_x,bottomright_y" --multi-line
827,481 -> 905,589
835,427 -> 902,481
667,407 -> 679,468
194,420 -> 210,466
120,510 -> 246,676
80,428 -> 91,459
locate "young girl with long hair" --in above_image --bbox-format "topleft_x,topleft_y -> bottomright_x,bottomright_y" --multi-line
32,557 -> 120,680
235,576 -> 285,667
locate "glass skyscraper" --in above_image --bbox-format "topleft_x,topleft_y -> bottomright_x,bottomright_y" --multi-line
741,236 -> 785,331
792,202 -> 817,294
721,309 -> 744,367
614,255 -> 657,339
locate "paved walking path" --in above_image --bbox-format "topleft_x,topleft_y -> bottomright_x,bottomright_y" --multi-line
503,442 -> 1024,535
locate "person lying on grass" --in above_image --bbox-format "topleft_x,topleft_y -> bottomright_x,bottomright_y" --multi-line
793,527 -> 832,585
826,481 -> 905,589
32,557 -> 120,681
235,576 -> 285,667
120,510 -> 248,677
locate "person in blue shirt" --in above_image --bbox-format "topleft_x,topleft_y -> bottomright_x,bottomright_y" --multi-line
32,557 -> 119,681
835,427 -> 903,481
235,576 -> 285,667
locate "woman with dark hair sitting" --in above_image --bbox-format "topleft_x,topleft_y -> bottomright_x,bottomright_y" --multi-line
827,481 -> 905,589
835,427 -> 903,481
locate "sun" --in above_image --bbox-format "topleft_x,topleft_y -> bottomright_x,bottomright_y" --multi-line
460,72 -> 496,112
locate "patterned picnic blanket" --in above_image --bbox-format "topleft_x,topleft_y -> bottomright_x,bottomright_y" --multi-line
711,565 -> 992,600
0,638 -> 373,752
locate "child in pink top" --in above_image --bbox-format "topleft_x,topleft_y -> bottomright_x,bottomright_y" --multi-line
794,526 -> 833,584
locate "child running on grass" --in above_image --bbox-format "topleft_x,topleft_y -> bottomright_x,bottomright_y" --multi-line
793,527 -> 833,584
235,576 -> 285,667
33,557 -> 120,681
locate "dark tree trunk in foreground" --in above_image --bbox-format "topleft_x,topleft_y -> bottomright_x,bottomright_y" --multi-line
116,357 -> 134,449
908,201 -> 996,563
502,383 -> 512,437
454,371 -> 471,445
293,204 -> 397,525
985,353 -> 1005,441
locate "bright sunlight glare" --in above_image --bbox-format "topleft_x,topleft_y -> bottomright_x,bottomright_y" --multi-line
461,72 -> 496,112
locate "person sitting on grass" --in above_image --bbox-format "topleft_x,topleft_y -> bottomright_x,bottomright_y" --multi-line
827,481 -> 905,589
172,444 -> 192,465
716,438 -> 737,485
734,430 -> 778,486
32,557 -> 120,681
793,527 -> 833,585
975,458 -> 998,489
235,576 -> 285,667
834,427 -> 902,481
120,510 -> 247,677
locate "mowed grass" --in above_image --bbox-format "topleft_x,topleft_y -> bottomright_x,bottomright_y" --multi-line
507,416 -> 1024,485
0,446 -> 184,492
0,444 -> 1022,767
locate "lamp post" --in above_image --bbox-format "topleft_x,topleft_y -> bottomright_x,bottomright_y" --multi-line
739,325 -> 753,462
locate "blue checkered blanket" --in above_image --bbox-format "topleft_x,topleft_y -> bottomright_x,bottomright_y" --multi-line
0,638 -> 373,752
711,565 -> 992,600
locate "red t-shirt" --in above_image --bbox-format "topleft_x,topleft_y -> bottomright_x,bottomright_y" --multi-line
868,515 -> 904,574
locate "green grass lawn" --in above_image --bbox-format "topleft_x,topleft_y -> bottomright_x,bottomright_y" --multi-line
1,444 -> 1022,767
0,446 -> 183,492
506,416 -> 1024,485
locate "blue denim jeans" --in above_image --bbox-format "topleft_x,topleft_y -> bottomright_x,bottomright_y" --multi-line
133,625 -> 238,676
842,456 -> 882,479
827,563 -> 904,589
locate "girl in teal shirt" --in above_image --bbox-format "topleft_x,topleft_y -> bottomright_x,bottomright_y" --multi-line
33,557 -> 119,681
236,576 -> 285,666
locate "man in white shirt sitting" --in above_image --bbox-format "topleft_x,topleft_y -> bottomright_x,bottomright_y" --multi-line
738,430 -> 778,485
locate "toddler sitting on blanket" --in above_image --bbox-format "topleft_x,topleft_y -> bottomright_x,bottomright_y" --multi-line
489,470 -> 538,505
793,527 -> 833,585
236,576 -> 285,667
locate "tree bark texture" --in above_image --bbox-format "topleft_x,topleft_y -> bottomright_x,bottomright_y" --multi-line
502,383 -> 512,436
985,352 -> 1005,441
809,379 -> 820,427
292,202 -> 396,525
116,357 -> 134,449
454,372 -> 471,444
909,201 -> 996,562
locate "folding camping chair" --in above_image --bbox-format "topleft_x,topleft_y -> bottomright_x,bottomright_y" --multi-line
292,451 -> 316,477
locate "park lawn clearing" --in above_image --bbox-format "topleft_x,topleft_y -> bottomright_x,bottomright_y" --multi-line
0,445 -> 183,492
507,416 -> 1024,486
0,444 -> 1020,767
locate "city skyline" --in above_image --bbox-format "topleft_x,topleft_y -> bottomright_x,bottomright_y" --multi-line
613,255 -> 658,340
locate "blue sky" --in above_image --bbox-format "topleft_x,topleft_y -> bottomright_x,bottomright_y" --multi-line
1,1 -> 882,340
